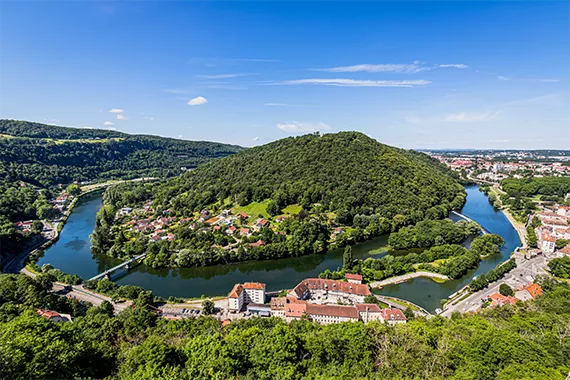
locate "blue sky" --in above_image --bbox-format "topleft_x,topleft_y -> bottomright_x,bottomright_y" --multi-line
1,1 -> 568,149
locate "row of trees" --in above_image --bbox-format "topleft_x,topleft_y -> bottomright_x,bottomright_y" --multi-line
1,272 -> 570,379
469,259 -> 517,292
388,219 -> 481,250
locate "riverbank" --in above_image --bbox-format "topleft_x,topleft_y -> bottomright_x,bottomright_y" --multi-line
500,207 -> 528,248
369,271 -> 449,288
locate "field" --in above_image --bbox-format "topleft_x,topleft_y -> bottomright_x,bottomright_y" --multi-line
233,200 -> 271,219
281,204 -> 303,215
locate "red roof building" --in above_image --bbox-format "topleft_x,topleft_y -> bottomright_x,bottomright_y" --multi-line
345,273 -> 363,284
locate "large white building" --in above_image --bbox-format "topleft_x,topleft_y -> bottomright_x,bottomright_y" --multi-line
228,282 -> 266,312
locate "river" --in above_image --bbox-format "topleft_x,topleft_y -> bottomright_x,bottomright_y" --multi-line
37,185 -> 520,311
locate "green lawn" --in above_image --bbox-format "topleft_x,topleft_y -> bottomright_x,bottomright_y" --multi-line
233,200 -> 271,219
282,204 -> 303,215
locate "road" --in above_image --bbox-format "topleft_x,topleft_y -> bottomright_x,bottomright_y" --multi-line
369,271 -> 449,288
2,221 -> 57,273
441,253 -> 549,317
53,283 -> 133,313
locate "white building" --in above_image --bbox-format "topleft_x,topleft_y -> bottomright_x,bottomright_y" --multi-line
228,282 -> 266,312
380,308 -> 408,325
539,231 -> 556,254
355,303 -> 383,323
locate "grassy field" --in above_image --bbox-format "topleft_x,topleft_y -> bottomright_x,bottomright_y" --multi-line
282,204 -> 303,215
233,200 -> 271,219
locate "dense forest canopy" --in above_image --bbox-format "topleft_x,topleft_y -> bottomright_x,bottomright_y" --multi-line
151,132 -> 465,221
0,119 -> 243,187
0,272 -> 569,379
501,176 -> 570,198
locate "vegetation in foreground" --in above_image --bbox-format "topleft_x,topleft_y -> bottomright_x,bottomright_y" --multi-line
0,272 -> 569,379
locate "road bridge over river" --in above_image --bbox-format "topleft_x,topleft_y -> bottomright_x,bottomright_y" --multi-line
88,254 -> 146,282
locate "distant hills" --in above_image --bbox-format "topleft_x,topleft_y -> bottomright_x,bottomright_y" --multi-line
0,119 -> 243,187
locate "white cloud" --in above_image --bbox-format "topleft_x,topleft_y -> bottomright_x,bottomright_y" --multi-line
540,79 -> 559,83
187,96 -> 208,106
109,108 -> 124,113
316,63 -> 425,74
197,73 -> 256,79
143,116 -> 155,120
103,121 -> 114,126
406,111 -> 499,124
497,76 -> 510,81
116,114 -> 128,120
277,78 -> 431,87
276,121 -> 330,133
264,103 -> 292,106
441,111 -> 499,123
438,64 -> 469,69
252,137 -> 259,141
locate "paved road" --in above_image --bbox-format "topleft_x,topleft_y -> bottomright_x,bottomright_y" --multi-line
53,283 -> 133,313
369,271 -> 449,288
441,253 -> 549,317
2,221 -> 57,273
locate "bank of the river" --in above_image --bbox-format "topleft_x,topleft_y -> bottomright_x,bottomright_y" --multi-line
369,272 -> 449,288
37,185 -> 521,313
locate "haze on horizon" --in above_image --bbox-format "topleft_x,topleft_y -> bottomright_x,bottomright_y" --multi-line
0,1 -> 568,150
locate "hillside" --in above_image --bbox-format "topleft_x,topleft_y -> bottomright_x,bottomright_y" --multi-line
153,131 -> 465,219
0,119 -> 243,187
96,132 -> 466,268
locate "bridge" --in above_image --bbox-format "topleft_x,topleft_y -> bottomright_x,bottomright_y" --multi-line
88,254 -> 146,282
451,211 -> 490,235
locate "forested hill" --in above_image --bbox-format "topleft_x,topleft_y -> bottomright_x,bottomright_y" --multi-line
0,119 -> 243,187
153,132 -> 465,222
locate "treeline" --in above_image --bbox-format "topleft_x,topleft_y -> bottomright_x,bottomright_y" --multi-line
549,256 -> 570,279
469,258 -> 517,292
149,132 -> 465,224
388,219 -> 481,250
0,119 -> 243,187
1,272 -> 570,379
502,176 -> 570,199
322,234 -> 505,282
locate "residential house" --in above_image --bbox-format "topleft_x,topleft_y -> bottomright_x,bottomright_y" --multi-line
37,309 -> 72,323
539,231 -> 556,253
488,293 -> 518,307
557,206 -> 570,217
514,283 -> 543,302
305,304 -> 360,324
380,308 -> 408,325
288,278 -> 372,303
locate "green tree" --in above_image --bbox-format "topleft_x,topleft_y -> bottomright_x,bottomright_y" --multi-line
202,299 -> 215,315
499,283 -> 514,297
66,184 -> 81,196
343,245 -> 353,269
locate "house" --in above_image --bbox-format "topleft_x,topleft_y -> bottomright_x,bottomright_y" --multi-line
556,243 -> 570,257
221,209 -> 232,217
228,282 -> 266,312
288,278 -> 372,302
37,309 -> 72,323
239,227 -> 251,236
355,303 -> 383,323
305,304 -> 360,324
380,308 -> 408,325
119,207 -> 133,215
250,240 -> 265,247
557,206 -> 570,217
226,226 -> 237,235
275,216 -> 287,223
254,219 -> 270,231
237,212 -> 248,220
247,303 -> 271,317
205,216 -> 222,225
345,273 -> 363,284
488,293 -> 518,307
213,225 -> 221,231
514,283 -> 543,302
539,231 -> 556,253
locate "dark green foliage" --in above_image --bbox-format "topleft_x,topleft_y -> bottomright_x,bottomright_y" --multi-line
469,234 -> 505,256
555,239 -> 569,250
0,119 -> 243,187
1,273 -> 570,380
548,256 -> 570,279
502,176 -> 570,198
343,245 -> 353,269
499,283 -> 514,297
202,299 -> 215,315
388,219 -> 481,250
149,132 -> 464,222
